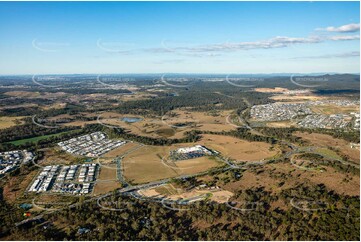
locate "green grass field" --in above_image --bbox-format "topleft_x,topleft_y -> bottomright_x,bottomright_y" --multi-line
314,148 -> 343,160
7,130 -> 79,145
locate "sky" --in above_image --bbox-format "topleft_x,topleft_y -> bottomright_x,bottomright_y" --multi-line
0,1 -> 359,75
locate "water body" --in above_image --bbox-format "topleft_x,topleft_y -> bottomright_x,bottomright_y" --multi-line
121,117 -> 143,123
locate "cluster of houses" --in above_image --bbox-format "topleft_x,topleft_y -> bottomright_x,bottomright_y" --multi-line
170,145 -> 218,161
28,165 -> 60,192
52,182 -> 92,195
250,100 -> 360,131
350,112 -> 360,130
78,163 -> 97,183
307,100 -> 360,106
28,164 -> 98,195
0,150 -> 34,176
57,132 -> 126,157
250,103 -> 312,121
297,114 -> 352,129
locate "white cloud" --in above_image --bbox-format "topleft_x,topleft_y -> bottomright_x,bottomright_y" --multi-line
292,51 -> 360,59
317,23 -> 360,33
327,35 -> 360,41
152,35 -> 358,54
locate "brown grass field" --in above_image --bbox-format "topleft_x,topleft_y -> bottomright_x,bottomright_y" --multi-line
198,134 -> 278,161
0,116 -> 26,129
122,145 -> 221,184
294,131 -> 360,163
91,109 -> 236,140
102,142 -> 140,158
93,164 -> 121,195
270,95 -> 326,101
311,104 -> 360,115
93,181 -> 122,196
97,165 -> 117,181
223,162 -> 359,197
265,120 -> 294,128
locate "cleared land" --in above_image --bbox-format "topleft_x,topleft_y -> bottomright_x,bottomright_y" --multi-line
0,116 -> 26,129
198,134 -> 278,161
222,162 -> 359,197
93,181 -> 122,196
139,183 -> 234,203
311,104 -> 360,115
95,110 -> 235,139
102,142 -> 140,158
294,132 -> 360,163
92,164 -> 122,195
122,145 -> 221,184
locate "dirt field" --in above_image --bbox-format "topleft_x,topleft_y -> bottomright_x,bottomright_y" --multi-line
122,145 -> 221,184
198,134 -> 278,161
254,87 -> 290,93
0,116 -> 26,129
270,95 -> 326,101
294,132 -> 360,163
311,104 -> 360,115
139,183 -> 234,203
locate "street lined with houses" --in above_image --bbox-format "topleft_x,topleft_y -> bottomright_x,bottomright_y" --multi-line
0,150 -> 34,177
58,132 -> 126,157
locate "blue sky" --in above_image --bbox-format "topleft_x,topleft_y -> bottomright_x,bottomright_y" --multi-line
0,1 -> 359,74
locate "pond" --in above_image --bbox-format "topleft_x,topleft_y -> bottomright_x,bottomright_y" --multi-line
121,117 -> 143,123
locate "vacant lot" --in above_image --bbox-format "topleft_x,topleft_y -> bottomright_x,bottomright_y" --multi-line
103,142 -> 140,158
97,110 -> 236,139
97,165 -> 117,181
311,104 -> 360,115
295,131 -> 360,163
140,184 -> 234,203
198,134 -> 278,161
93,181 -> 122,196
0,116 -> 26,129
265,120 -> 294,128
270,95 -> 326,101
122,145 -> 221,184
223,162 -> 359,197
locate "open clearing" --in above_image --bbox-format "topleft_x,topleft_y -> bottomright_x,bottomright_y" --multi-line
223,162 -> 359,197
97,165 -> 117,181
122,144 -> 221,184
102,142 -> 140,158
294,131 -> 360,163
0,116 -> 26,129
265,120 -> 294,128
270,95 -> 326,101
93,164 -> 121,195
94,110 -> 235,139
139,183 -> 234,203
198,134 -> 278,161
311,104 -> 359,115
7,130 -> 78,145
93,181 -> 122,196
